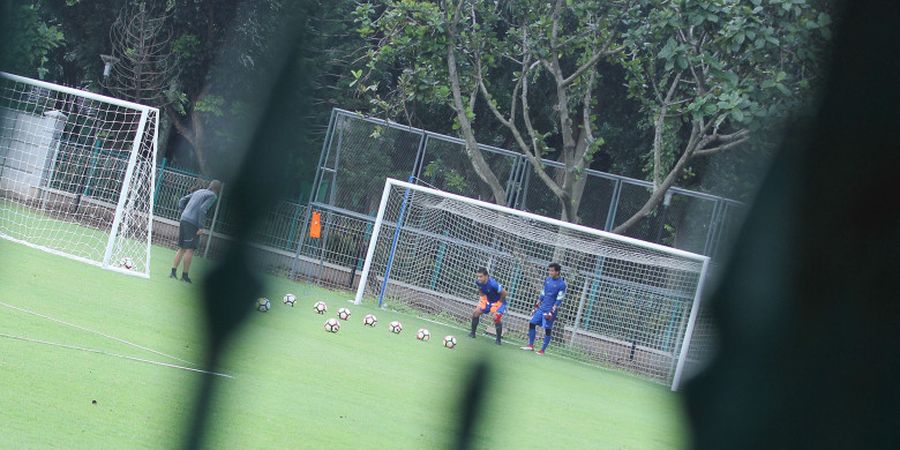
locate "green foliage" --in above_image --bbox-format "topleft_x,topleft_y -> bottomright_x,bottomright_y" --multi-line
423,159 -> 470,195
354,0 -> 638,219
193,95 -> 225,117
171,33 -> 202,65
620,0 -> 831,184
2,3 -> 65,79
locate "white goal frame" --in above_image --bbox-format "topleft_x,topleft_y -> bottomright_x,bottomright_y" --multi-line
0,72 -> 158,278
355,178 -> 710,390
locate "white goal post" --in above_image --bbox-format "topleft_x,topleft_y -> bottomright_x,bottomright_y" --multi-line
355,178 -> 710,389
0,72 -> 158,278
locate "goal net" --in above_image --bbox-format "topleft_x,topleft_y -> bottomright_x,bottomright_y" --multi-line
0,72 -> 158,277
356,178 -> 709,389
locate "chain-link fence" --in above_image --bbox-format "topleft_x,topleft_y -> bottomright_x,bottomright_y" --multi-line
148,108 -> 746,291
312,108 -> 746,260
150,161 -> 374,291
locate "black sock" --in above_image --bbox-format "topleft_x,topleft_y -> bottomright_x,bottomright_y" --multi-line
170,267 -> 177,275
495,322 -> 502,342
470,316 -> 479,334
182,272 -> 190,279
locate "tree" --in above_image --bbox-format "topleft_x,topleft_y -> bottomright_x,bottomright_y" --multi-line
106,1 -> 174,107
164,0 -> 287,175
355,1 -> 509,206
614,0 -> 831,233
0,1 -> 65,79
355,0 -> 632,222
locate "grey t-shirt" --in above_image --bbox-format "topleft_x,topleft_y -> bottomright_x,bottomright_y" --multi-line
178,188 -> 218,227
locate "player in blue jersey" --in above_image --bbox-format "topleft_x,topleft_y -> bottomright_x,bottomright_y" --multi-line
469,267 -> 508,345
522,262 -> 566,355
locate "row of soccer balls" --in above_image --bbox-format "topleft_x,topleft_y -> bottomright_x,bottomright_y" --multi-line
256,295 -> 459,349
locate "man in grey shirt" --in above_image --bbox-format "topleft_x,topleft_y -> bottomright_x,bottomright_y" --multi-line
170,179 -> 222,283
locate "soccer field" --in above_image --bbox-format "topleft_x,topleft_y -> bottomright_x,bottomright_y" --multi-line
0,239 -> 687,449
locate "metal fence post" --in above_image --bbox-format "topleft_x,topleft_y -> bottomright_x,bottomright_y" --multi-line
314,209 -> 332,285
203,182 -> 224,258
582,256 -> 607,329
412,132 -> 428,181
518,159 -> 532,210
569,276 -> 591,346
153,157 -> 167,205
703,199 -> 725,257
604,179 -> 623,231
290,204 -> 313,280
328,117 -> 345,206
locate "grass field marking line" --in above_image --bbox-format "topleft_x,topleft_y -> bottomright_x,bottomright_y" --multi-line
0,333 -> 233,379
0,301 -> 197,366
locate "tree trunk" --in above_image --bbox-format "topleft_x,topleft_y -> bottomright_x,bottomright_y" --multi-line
446,22 -> 507,205
612,134 -> 696,234
165,87 -> 212,175
190,107 -> 210,174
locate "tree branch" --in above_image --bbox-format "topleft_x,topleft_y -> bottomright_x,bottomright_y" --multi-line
561,43 -> 624,87
694,129 -> 751,156
574,67 -> 599,166
166,108 -> 195,147
476,28 -> 567,203
652,71 -> 683,187
445,0 -> 507,205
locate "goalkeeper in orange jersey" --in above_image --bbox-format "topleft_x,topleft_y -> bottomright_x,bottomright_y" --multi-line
469,267 -> 508,345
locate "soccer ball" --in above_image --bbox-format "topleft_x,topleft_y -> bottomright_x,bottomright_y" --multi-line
282,293 -> 297,307
416,328 -> 431,341
324,318 -> 340,333
337,307 -> 351,320
120,257 -> 134,270
388,321 -> 403,334
256,297 -> 271,312
313,301 -> 328,314
443,335 -> 457,349
363,314 -> 378,327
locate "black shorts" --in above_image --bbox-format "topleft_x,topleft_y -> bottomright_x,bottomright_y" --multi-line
178,220 -> 200,249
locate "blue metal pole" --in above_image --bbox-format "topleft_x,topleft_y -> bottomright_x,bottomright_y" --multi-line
508,260 -> 522,304
662,299 -> 682,353
153,157 -> 167,204
83,139 -> 103,197
582,255 -> 607,329
604,179 -> 622,232
430,230 -> 448,290
377,176 -> 415,307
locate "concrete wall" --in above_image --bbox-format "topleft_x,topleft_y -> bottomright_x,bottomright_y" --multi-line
0,108 -> 67,199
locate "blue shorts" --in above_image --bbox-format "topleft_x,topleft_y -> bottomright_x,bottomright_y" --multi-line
530,309 -> 555,329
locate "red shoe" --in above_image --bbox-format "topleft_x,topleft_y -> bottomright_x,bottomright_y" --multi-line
520,345 -> 534,351
536,350 -> 545,356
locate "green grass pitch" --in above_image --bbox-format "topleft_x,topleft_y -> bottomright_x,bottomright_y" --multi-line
0,238 -> 687,448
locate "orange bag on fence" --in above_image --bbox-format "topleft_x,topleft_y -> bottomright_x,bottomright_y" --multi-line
309,211 -> 322,239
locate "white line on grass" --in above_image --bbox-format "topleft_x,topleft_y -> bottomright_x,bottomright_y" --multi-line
0,301 -> 197,366
0,333 -> 233,379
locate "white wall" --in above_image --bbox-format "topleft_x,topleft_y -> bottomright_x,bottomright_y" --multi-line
0,108 -> 68,199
